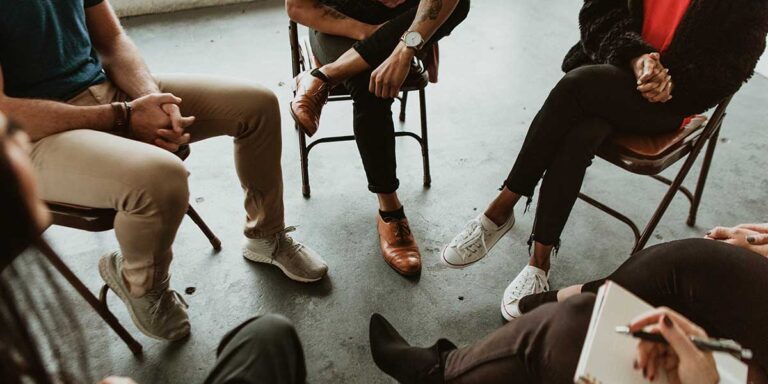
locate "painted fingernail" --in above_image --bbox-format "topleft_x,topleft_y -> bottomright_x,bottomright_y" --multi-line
747,236 -> 756,244
634,360 -> 639,370
663,315 -> 673,328
650,374 -> 655,381
643,367 -> 648,378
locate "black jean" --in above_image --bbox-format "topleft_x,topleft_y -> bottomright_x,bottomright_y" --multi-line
443,239 -> 768,383
310,0 -> 470,193
504,64 -> 685,246
203,314 -> 307,384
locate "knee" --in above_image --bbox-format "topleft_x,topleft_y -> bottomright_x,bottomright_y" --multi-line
241,314 -> 299,347
123,152 -> 189,216
232,83 -> 281,137
556,64 -> 622,98
560,293 -> 597,317
346,74 -> 395,109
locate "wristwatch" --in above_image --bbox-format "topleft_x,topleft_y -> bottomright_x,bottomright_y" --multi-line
400,31 -> 426,52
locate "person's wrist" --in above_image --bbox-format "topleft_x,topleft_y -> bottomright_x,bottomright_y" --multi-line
396,42 -> 416,60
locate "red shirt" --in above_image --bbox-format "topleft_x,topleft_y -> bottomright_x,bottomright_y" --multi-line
641,0 -> 692,52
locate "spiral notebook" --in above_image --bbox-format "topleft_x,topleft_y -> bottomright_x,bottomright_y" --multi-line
574,281 -> 748,384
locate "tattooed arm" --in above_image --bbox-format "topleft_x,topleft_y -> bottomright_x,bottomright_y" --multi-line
409,0 -> 460,41
368,0 -> 460,98
286,0 -> 381,41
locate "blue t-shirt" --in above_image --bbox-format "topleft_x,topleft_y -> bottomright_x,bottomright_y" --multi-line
0,0 -> 107,101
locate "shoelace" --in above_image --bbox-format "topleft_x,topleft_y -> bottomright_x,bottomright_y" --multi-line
393,220 -> 412,242
147,284 -> 189,325
272,226 -> 304,258
451,220 -> 489,260
506,270 -> 549,305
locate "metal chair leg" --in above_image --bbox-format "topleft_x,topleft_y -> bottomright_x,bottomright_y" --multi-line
419,88 -> 431,187
298,127 -> 311,198
632,139 -> 717,253
36,240 -> 143,356
687,126 -> 722,226
186,205 -> 221,251
399,91 -> 409,122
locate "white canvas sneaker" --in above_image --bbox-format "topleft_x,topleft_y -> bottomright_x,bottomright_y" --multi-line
441,214 -> 515,268
243,226 -> 328,283
500,265 -> 549,321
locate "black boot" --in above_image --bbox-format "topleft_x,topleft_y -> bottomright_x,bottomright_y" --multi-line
369,313 -> 456,384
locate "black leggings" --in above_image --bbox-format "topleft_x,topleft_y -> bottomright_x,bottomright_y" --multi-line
310,0 -> 470,193
444,239 -> 768,383
504,64 -> 684,246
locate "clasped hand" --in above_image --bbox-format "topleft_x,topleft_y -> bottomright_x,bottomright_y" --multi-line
128,93 -> 194,153
631,52 -> 673,103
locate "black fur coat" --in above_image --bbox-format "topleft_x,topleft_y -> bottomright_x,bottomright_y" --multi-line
562,0 -> 768,115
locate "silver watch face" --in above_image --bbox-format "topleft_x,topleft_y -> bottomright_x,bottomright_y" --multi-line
404,32 -> 423,48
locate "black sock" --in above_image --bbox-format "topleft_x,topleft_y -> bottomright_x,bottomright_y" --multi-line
380,206 -> 406,221
310,68 -> 331,83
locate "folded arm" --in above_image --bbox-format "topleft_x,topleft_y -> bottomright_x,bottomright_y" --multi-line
286,0 -> 379,41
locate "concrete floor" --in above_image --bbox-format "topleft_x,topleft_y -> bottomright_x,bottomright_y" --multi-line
38,0 -> 768,382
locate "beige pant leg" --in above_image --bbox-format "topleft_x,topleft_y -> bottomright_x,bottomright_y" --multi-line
155,74 -> 285,238
32,82 -> 189,296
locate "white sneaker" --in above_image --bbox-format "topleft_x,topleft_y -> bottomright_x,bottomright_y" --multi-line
441,214 -> 515,268
243,226 -> 328,283
500,265 -> 549,321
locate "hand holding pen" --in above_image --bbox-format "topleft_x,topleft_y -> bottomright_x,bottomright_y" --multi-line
625,307 -> 720,384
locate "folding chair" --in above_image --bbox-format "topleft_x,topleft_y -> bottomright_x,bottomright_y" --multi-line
578,96 -> 733,254
43,145 -> 221,355
289,20 -> 434,198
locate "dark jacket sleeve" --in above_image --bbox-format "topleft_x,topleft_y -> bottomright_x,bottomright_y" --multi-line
577,0 -> 655,68
663,2 -> 768,115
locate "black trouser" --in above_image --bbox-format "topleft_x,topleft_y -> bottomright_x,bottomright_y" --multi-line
443,239 -> 768,383
204,314 -> 307,384
504,64 -> 685,247
310,0 -> 470,193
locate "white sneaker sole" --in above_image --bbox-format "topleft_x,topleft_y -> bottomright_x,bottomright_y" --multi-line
500,300 -> 520,322
242,248 -> 323,283
440,217 -> 515,269
98,256 -> 189,342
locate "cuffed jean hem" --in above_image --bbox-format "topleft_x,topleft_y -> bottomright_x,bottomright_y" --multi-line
368,179 -> 400,194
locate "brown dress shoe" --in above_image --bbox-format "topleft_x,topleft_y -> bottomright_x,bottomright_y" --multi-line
290,71 -> 331,137
377,216 -> 422,276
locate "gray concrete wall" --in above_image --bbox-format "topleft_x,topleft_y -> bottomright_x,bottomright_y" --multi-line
111,0 -> 255,17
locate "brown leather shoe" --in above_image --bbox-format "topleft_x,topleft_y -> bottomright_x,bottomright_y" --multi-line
290,71 -> 331,137
377,216 -> 422,276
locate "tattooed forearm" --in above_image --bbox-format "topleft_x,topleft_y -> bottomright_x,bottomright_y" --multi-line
417,0 -> 443,22
312,2 -> 348,20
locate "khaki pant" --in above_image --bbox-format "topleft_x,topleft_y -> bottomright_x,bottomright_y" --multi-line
32,74 -> 284,295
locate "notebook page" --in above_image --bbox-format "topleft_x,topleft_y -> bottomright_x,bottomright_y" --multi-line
574,281 -> 748,384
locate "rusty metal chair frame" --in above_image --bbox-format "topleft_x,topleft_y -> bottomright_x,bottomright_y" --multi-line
577,96 -> 733,254
43,146 -> 221,355
289,20 -> 431,198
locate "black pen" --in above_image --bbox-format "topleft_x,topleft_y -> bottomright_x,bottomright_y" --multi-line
615,325 -> 753,360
